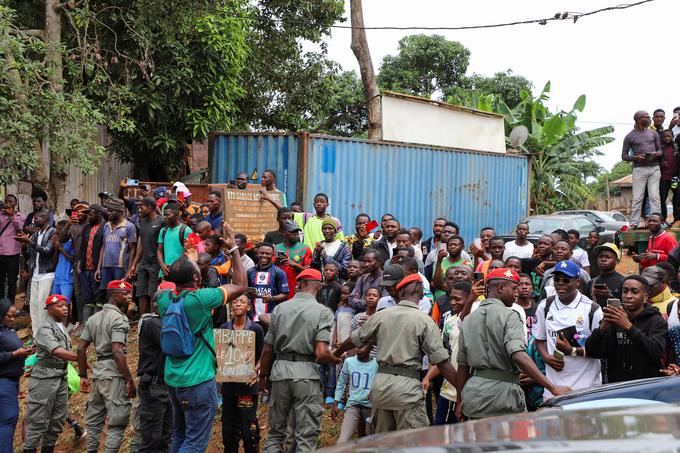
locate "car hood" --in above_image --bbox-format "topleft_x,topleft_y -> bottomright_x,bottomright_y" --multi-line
318,403 -> 680,452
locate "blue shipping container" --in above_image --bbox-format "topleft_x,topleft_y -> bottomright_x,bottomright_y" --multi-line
209,133 -> 529,245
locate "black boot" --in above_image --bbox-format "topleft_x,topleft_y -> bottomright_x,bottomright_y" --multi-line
40,447 -> 54,453
21,449 -> 37,453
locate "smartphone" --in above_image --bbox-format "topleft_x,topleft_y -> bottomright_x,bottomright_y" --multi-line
439,242 -> 447,252
553,349 -> 565,361
365,220 -> 379,233
126,178 -> 139,186
473,272 -> 484,282
607,298 -> 622,309
276,252 -> 287,262
557,326 -> 580,348
594,283 -> 607,290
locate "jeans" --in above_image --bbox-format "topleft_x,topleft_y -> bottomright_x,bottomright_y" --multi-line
169,378 -> 217,453
434,395 -> 458,425
318,364 -> 336,399
221,394 -> 259,453
660,179 -> 680,223
337,404 -> 371,443
0,254 -> 20,303
631,165 -> 661,225
0,378 -> 19,453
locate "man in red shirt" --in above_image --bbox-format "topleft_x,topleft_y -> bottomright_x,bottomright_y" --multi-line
659,129 -> 680,226
633,213 -> 678,269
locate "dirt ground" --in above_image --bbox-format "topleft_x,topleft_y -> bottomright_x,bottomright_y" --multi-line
11,255 -> 640,452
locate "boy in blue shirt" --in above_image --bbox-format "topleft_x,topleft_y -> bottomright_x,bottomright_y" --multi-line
332,343 -> 377,443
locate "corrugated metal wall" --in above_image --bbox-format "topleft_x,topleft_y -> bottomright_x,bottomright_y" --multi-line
304,135 -> 529,244
210,133 -> 299,204
209,133 -> 530,245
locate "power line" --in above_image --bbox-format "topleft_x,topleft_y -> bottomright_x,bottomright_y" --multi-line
325,0 -> 656,31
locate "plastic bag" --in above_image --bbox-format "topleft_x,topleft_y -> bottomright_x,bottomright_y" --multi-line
67,362 -> 80,394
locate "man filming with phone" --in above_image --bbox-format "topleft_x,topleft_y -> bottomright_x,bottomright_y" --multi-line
587,243 -> 625,308
584,275 -> 667,382
533,260 -> 604,398
274,221 -> 311,299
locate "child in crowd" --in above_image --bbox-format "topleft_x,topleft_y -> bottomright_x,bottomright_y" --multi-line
220,295 -> 264,453
422,281 -> 470,425
349,287 -> 380,336
333,343 -> 377,443
318,262 -> 342,312
332,282 -> 356,408
204,235 -> 231,284
346,260 -> 362,284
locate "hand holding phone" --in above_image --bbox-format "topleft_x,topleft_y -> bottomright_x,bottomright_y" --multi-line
473,272 -> 484,282
607,298 -> 622,309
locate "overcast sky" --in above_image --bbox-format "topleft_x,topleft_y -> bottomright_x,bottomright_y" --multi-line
323,0 -> 674,171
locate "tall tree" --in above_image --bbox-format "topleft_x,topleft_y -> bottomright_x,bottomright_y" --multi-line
449,70 -> 533,108
350,0 -> 381,139
378,34 -> 470,98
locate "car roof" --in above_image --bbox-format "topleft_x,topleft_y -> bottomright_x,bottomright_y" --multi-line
524,214 -> 589,220
542,376 -> 680,406
318,402 -> 680,452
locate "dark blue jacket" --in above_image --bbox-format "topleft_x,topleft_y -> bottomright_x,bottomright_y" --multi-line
0,326 -> 25,380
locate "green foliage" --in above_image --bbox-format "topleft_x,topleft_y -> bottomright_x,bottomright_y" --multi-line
0,4 -> 104,185
235,0 -> 346,132
378,34 -> 470,98
449,70 -> 533,108
590,161 -> 633,197
500,83 -> 613,213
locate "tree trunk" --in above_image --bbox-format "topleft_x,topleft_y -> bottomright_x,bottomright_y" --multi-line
45,0 -> 66,212
349,0 -> 382,140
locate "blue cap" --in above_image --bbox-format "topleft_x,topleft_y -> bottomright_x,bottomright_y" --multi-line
553,260 -> 580,278
154,186 -> 167,198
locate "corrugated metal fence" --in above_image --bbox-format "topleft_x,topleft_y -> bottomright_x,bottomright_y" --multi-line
210,133 -> 530,244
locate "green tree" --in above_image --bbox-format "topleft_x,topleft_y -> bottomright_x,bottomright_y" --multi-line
449,70 -> 533,109
590,161 -> 633,197
378,34 -> 470,98
500,83 -> 614,213
1,3 -> 104,202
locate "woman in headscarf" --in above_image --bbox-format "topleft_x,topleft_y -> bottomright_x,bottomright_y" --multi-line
311,218 -> 351,280
0,298 -> 34,451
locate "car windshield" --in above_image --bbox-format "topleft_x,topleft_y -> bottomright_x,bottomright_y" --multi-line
525,218 -> 564,235
597,212 -> 615,222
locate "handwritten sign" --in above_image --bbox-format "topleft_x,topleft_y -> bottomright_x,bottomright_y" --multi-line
214,328 -> 256,383
219,187 -> 282,242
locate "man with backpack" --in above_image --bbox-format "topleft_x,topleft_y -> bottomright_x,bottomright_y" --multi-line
157,204 -> 192,279
77,280 -> 135,453
533,260 -> 604,399
156,222 -> 246,453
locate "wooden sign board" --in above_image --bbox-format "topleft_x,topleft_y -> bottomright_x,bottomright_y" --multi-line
219,187 -> 281,242
214,328 -> 256,383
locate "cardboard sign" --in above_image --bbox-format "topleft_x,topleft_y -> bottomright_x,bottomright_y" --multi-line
214,328 -> 256,383
219,187 -> 281,242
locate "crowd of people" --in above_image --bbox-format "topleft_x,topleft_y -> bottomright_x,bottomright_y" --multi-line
3,169 -> 680,453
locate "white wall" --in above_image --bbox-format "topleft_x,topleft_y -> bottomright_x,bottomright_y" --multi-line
381,93 -> 507,153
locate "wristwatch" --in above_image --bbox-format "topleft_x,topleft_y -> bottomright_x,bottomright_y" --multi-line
570,347 -> 578,357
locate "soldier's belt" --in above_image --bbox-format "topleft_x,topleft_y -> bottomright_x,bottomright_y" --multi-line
377,364 -> 420,379
277,353 -> 315,362
472,368 -> 519,384
35,360 -> 67,370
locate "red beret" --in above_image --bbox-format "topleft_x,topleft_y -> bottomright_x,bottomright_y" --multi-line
158,281 -> 176,291
107,280 -> 133,291
486,268 -> 520,283
297,269 -> 322,282
396,273 -> 422,290
45,294 -> 68,308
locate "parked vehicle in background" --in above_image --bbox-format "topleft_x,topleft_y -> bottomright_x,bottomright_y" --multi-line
554,209 -> 629,232
501,214 -> 618,247
608,211 -> 629,223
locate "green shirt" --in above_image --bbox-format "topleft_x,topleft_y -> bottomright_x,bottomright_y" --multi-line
80,304 -> 130,379
294,213 -> 344,249
457,298 -> 527,419
433,257 -> 473,299
351,300 -> 449,410
157,287 -> 228,387
264,292 -> 333,381
158,224 -> 193,267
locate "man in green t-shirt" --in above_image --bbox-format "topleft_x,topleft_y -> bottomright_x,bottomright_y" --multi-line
432,235 -> 473,299
156,204 -> 192,278
155,223 -> 246,453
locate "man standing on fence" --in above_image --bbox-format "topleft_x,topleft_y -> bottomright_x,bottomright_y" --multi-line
622,110 -> 663,229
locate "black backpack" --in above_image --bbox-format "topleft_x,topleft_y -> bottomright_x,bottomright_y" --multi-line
160,224 -> 187,247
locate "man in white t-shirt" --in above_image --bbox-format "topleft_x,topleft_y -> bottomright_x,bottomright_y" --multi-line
503,222 -> 534,260
567,229 -> 591,274
533,260 -> 603,399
